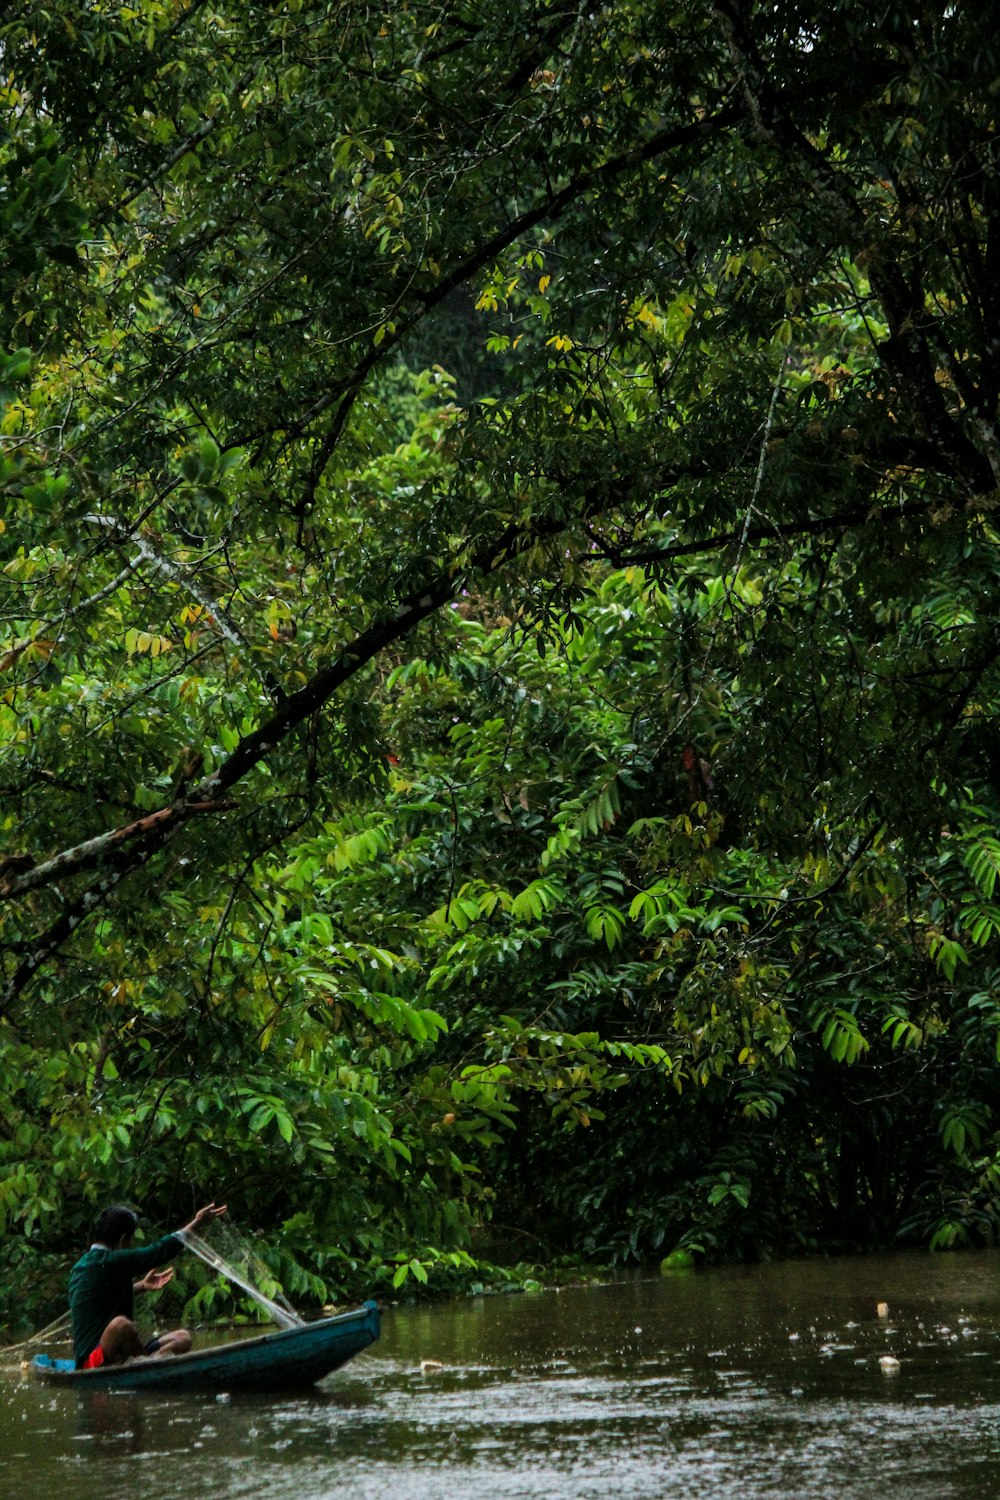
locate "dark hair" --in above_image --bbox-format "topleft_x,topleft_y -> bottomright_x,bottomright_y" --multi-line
94,1205 -> 139,1245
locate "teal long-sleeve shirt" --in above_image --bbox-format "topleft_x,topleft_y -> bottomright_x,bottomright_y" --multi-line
69,1235 -> 183,1364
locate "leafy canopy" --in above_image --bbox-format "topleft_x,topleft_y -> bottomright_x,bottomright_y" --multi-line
4,1 -> 1000,1318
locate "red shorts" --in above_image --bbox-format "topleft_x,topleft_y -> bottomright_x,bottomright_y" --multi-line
82,1347 -> 105,1370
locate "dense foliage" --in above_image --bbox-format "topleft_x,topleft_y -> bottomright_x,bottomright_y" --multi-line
4,0 -> 1000,1331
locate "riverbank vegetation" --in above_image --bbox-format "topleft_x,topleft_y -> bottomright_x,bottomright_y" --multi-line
4,0 -> 1000,1331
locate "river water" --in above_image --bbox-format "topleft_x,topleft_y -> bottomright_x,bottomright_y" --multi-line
4,1251 -> 1000,1499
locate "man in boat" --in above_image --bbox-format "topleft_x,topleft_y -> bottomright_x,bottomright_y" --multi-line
70,1201 -> 226,1370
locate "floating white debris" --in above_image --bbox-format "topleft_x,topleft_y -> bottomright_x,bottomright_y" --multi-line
876,1302 -> 889,1319
879,1355 -> 900,1374
420,1359 -> 444,1374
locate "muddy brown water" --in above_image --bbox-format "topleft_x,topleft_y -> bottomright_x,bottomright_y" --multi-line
5,1251 -> 1000,1498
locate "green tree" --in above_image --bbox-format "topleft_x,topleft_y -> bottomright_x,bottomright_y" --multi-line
5,1 -> 1000,1319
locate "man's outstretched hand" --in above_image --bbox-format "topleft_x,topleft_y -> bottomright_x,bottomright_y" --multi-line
136,1266 -> 174,1293
180,1202 -> 228,1235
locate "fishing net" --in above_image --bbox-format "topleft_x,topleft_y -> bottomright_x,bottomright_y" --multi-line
3,1219 -> 303,1361
1,1311 -> 72,1361
177,1221 -> 304,1329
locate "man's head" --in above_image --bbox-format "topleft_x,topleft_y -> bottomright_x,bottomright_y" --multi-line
94,1205 -> 139,1248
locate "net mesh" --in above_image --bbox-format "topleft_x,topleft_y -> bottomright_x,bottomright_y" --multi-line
1,1311 -> 72,1360
177,1223 -> 304,1329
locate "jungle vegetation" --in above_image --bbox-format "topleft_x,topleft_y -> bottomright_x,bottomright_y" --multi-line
4,0 -> 1000,1329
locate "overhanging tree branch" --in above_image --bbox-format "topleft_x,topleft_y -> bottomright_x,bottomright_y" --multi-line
603,496 -> 951,567
276,102 -> 743,494
0,473 -> 963,926
0,507 -> 557,1013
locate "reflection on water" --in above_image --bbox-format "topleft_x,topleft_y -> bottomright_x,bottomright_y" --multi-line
4,1250 -> 1000,1498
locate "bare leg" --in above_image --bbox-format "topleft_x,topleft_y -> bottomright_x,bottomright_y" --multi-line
100,1316 -> 147,1365
150,1328 -> 192,1358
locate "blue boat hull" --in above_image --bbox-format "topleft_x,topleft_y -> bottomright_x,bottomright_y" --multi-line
31,1300 -> 380,1392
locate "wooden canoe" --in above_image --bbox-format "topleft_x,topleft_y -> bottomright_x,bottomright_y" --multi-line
30,1299 -> 380,1392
